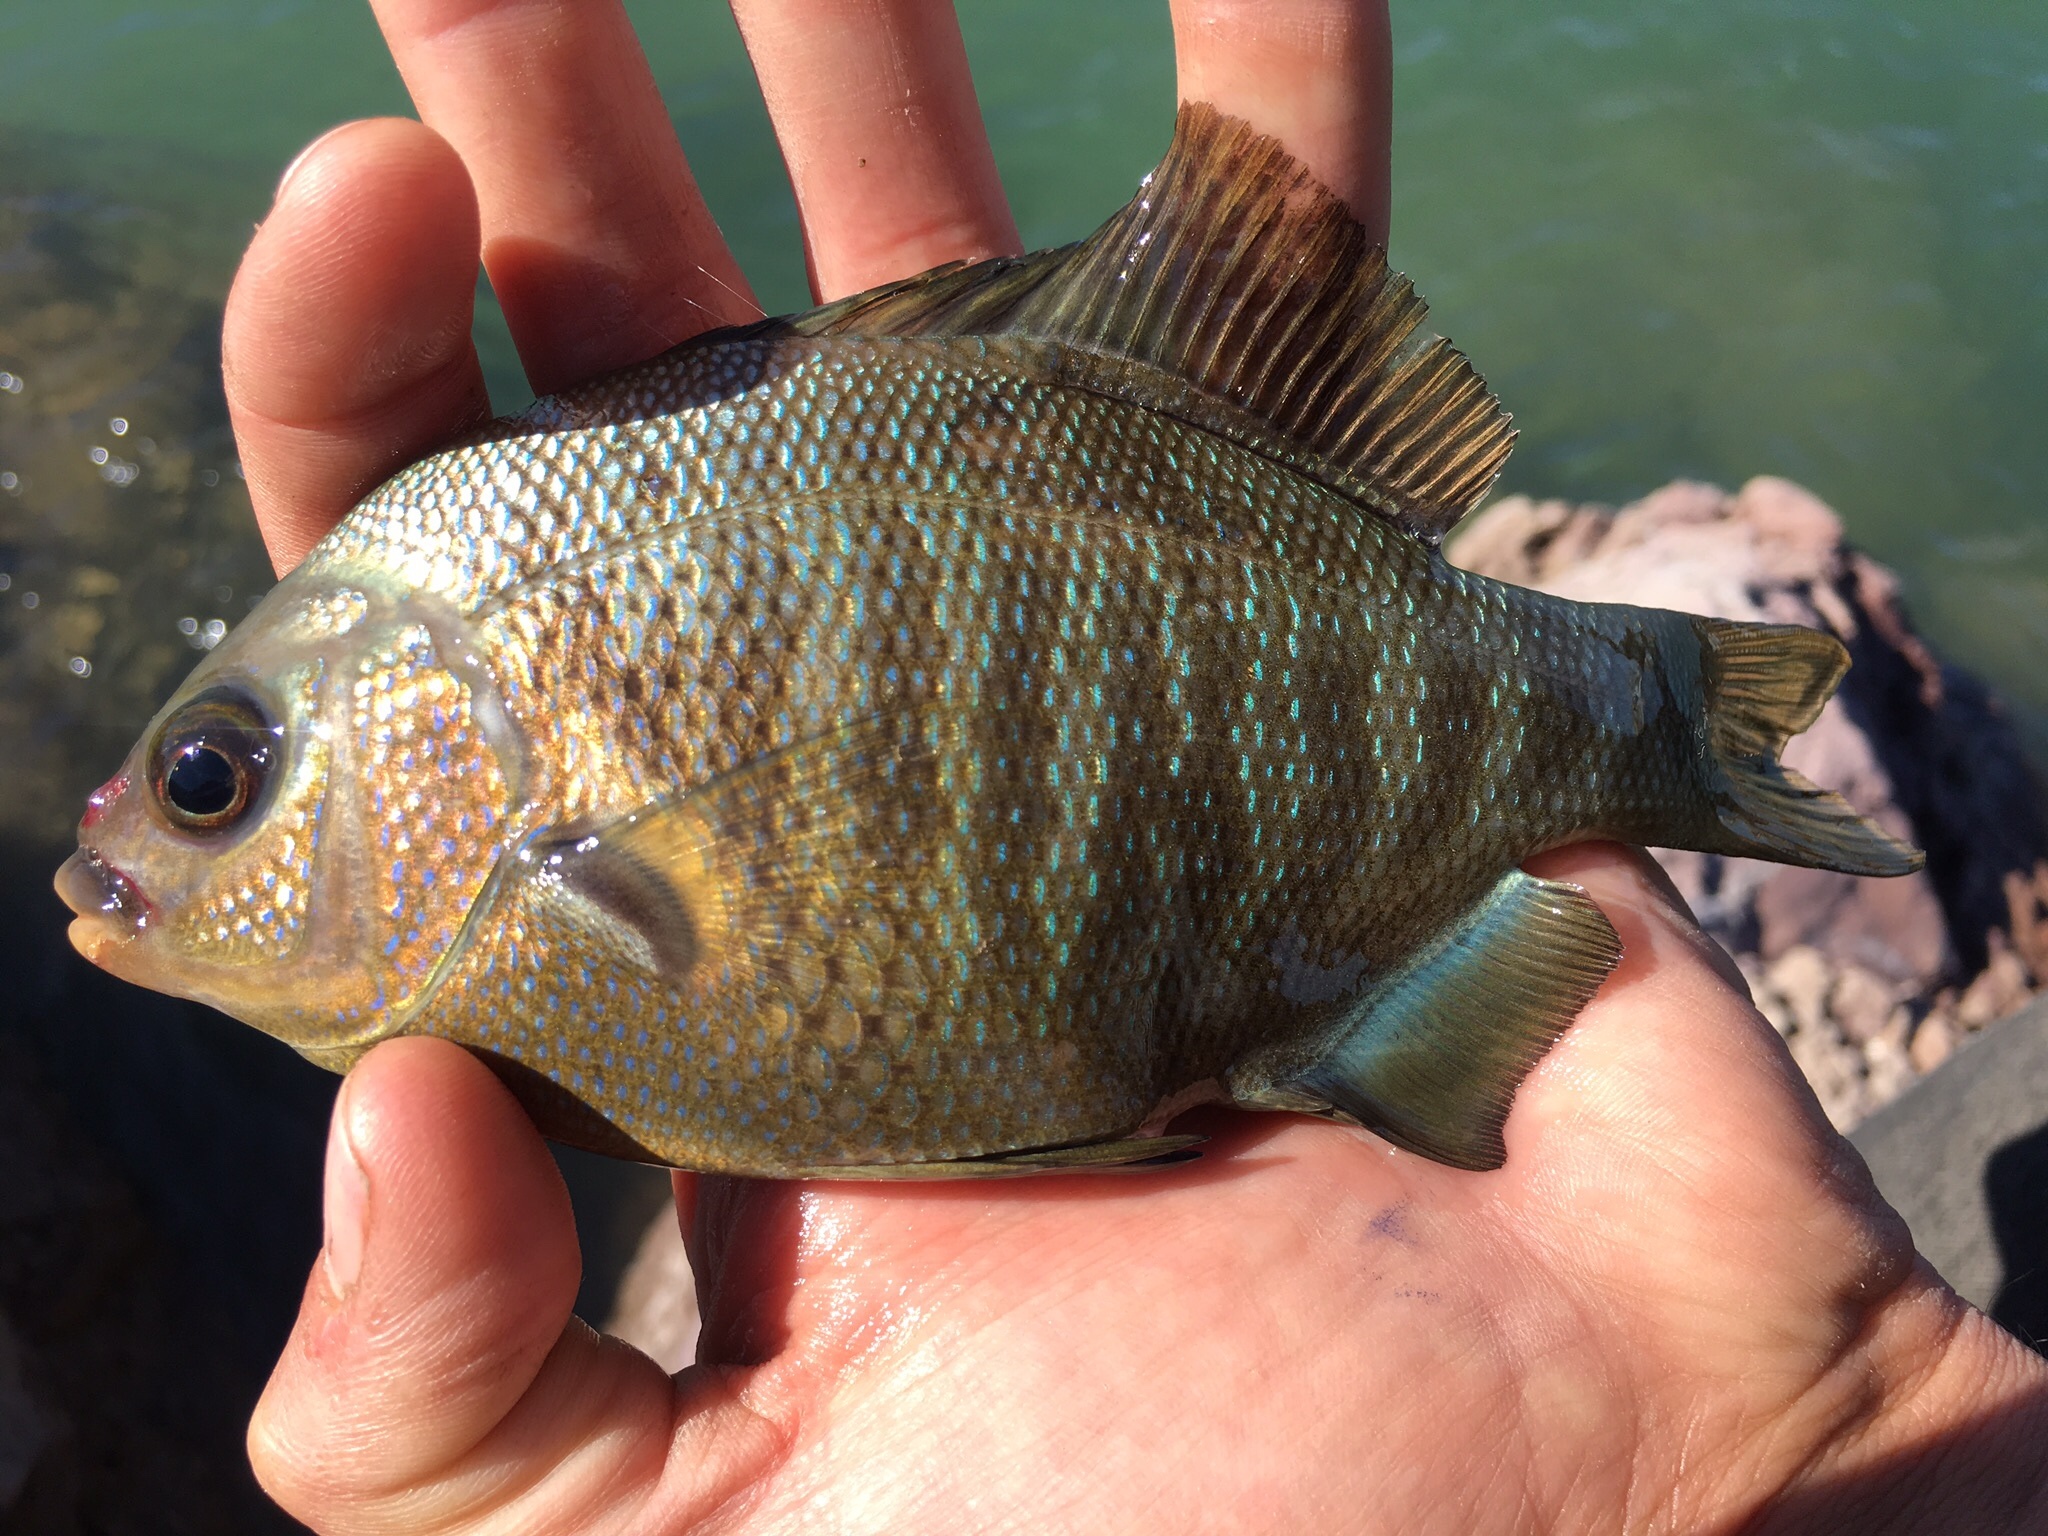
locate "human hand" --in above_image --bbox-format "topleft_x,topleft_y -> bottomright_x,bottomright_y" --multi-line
222,0 -> 1390,574
221,2 -> 2048,1531
245,843 -> 2048,1534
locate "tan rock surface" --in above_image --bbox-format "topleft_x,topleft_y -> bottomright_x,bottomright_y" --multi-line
605,1211 -> 700,1375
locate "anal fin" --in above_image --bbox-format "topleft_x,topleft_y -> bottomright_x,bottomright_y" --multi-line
1282,870 -> 1621,1171
790,1134 -> 1206,1180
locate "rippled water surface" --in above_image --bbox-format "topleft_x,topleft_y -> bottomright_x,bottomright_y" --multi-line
3,0 -> 2045,818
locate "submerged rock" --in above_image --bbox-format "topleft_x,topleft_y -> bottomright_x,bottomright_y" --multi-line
0,163 -> 275,844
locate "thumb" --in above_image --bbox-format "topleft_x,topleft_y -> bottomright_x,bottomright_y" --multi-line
248,1037 -> 681,1532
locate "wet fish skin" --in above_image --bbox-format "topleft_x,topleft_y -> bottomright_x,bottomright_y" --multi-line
59,106 -> 1920,1175
343,334 -> 1690,1166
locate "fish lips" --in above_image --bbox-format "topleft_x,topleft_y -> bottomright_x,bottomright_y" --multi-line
55,846 -> 155,960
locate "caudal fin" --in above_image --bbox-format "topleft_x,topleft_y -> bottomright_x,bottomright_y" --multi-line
1694,618 -> 1923,876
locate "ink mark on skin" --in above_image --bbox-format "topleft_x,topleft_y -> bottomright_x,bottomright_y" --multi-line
1368,1202 -> 1413,1244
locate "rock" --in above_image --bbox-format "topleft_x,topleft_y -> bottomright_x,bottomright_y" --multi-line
1747,947 -> 1918,1130
1785,1019 -> 1873,1133
1959,937 -> 2035,1030
1449,477 -> 2048,994
1829,964 -> 1904,1046
605,1210 -> 700,1375
2007,863 -> 2048,982
1854,993 -> 2048,1350
1767,946 -> 1833,1038
1910,1012 -> 1958,1075
1863,1021 -> 1917,1116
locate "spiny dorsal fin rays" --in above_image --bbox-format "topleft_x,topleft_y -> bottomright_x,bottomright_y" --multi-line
773,102 -> 1514,544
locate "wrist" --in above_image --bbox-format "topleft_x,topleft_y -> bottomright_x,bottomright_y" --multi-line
1755,1262 -> 2048,1533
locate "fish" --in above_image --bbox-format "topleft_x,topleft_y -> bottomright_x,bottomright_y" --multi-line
55,104 -> 1921,1176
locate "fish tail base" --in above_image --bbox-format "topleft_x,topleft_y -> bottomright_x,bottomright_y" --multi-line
1694,618 -> 1923,877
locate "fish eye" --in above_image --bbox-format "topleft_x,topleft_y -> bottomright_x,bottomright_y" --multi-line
147,688 -> 280,834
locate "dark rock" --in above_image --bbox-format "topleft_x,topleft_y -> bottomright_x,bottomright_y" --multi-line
0,1310 -> 56,1517
1853,993 -> 2048,1353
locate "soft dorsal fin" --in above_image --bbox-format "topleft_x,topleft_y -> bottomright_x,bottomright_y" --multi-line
778,101 -> 1513,543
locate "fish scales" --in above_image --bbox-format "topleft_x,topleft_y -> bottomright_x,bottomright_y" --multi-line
59,105 -> 1920,1174
303,340 -> 1696,1169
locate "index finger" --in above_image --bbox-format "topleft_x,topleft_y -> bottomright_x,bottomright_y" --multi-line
369,0 -> 762,395
1170,0 -> 1392,241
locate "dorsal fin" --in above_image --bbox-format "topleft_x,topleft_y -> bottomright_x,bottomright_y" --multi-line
776,101 -> 1514,543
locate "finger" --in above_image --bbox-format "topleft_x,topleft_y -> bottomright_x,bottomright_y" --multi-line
248,1037 -> 700,1534
1517,841 -> 1835,1160
731,0 -> 1022,301
368,0 -> 759,395
1532,840 -> 1754,996
1507,845 -> 1918,1344
223,118 -> 493,575
1170,0 -> 1393,241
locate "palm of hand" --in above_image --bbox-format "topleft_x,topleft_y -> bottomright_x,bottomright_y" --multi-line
220,3 -> 2036,1531
670,851 -> 1910,1531
252,851 -> 1945,1534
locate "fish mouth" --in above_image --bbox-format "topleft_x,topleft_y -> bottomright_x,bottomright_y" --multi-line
55,847 -> 155,960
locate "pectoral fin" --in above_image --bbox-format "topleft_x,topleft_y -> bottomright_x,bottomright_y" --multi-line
789,1134 -> 1206,1180
1247,869 -> 1622,1171
499,707 -> 965,1005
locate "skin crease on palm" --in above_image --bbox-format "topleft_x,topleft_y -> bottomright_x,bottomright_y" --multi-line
213,1 -> 2048,1531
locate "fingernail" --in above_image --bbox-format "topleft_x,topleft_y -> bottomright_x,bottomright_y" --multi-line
274,122 -> 355,206
322,1078 -> 369,1300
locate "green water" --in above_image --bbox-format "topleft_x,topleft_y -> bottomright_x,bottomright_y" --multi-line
1,0 -> 2045,814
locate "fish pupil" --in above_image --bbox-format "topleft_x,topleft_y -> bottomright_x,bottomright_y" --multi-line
165,746 -> 239,817
146,686 -> 278,833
